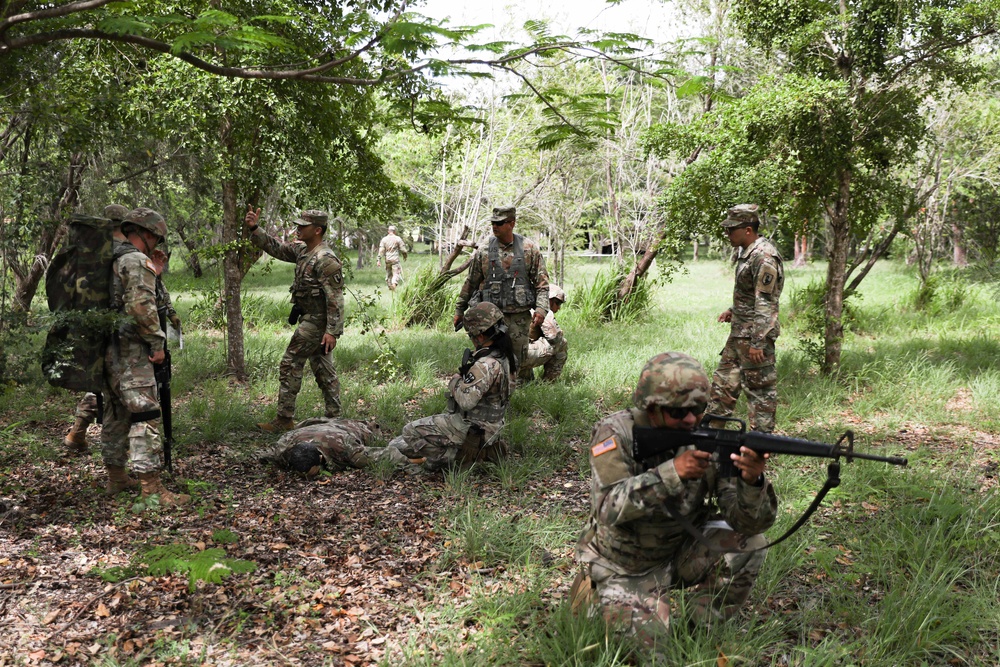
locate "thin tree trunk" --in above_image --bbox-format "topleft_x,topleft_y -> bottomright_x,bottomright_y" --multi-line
823,171 -> 852,374
173,225 -> 204,278
221,178 -> 247,381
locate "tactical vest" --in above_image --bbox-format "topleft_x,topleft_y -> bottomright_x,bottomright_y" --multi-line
448,349 -> 510,424
482,235 -> 534,312
290,247 -> 332,315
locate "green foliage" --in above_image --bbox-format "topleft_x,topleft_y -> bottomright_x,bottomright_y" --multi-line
392,264 -> 460,329
347,287 -> 402,383
786,279 -> 859,369
574,263 -> 653,323
91,542 -> 255,592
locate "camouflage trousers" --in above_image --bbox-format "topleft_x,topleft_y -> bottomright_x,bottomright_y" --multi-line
522,334 -> 568,381
588,525 -> 768,643
76,392 -> 100,423
101,338 -> 164,474
708,337 -> 777,433
385,413 -> 466,472
504,310 -> 532,380
384,261 -> 403,290
278,315 -> 340,420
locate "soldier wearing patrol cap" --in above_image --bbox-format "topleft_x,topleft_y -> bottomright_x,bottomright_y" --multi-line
386,302 -> 514,472
376,224 -> 408,291
454,205 -> 549,383
574,352 -> 777,643
522,283 -> 569,381
710,204 -> 784,433
245,207 -> 345,432
97,207 -> 190,506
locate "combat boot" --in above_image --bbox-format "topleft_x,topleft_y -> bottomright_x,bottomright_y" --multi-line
138,472 -> 191,507
258,416 -> 295,433
104,465 -> 139,496
63,418 -> 90,456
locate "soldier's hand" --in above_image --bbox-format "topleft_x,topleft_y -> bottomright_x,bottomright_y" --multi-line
732,446 -> 768,484
149,249 -> 168,276
718,309 -> 733,323
453,314 -> 463,330
321,333 -> 337,354
169,313 -> 182,333
673,449 -> 712,480
149,349 -> 166,365
532,310 -> 545,328
748,346 -> 764,364
244,205 -> 261,229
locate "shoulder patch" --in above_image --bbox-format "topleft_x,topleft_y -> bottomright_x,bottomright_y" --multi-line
757,264 -> 778,294
591,436 -> 618,457
144,259 -> 157,273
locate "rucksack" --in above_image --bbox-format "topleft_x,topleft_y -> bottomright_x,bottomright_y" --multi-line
40,214 -> 121,391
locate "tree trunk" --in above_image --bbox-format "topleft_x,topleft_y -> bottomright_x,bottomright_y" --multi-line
221,178 -> 247,381
174,225 -> 204,278
793,233 -> 809,267
610,226 -> 666,319
355,228 -> 365,270
822,171 -> 852,374
952,222 -> 967,266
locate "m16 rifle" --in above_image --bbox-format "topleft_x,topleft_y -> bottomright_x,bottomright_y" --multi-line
155,302 -> 174,474
633,415 -> 908,551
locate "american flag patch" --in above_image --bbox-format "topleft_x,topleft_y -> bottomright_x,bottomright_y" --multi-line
145,259 -> 157,273
591,437 -> 618,457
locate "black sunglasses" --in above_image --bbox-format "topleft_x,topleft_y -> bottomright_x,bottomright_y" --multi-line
661,404 -> 707,420
491,219 -> 511,226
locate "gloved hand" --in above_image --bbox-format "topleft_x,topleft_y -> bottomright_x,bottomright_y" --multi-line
168,312 -> 182,333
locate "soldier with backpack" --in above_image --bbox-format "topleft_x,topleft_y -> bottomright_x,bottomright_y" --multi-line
100,208 -> 190,506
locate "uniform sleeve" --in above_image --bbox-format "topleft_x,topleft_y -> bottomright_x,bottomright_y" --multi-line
751,255 -> 781,347
399,239 -> 408,260
317,255 -> 345,337
716,475 -> 778,536
527,242 -> 550,314
450,356 -> 499,412
455,249 -> 486,315
589,420 -> 688,527
121,255 -> 166,353
377,238 -> 387,260
250,226 -> 303,263
540,311 -> 561,341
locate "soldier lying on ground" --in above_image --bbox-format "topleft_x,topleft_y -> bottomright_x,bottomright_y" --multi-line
258,418 -> 416,475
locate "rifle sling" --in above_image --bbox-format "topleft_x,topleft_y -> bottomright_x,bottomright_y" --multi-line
662,461 -> 842,554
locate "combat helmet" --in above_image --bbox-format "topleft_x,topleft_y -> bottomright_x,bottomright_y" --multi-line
633,352 -> 710,410
124,207 -> 168,240
464,302 -> 505,337
104,204 -> 129,221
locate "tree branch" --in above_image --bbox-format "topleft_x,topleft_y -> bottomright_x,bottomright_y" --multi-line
0,0 -> 114,39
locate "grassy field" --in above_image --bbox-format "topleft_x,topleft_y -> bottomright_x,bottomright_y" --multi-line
2,248 -> 1000,665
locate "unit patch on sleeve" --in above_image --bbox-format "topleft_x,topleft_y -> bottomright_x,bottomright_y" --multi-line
591,436 -> 618,457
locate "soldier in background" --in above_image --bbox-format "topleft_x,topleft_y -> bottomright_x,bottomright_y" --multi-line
101,208 -> 189,505
708,205 -> 784,433
376,224 -> 407,291
453,206 -> 549,383
574,352 -> 777,642
522,284 -> 568,382
258,418 -> 411,475
388,302 -> 513,472
245,207 -> 344,433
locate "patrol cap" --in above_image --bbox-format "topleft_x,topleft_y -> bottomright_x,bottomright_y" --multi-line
632,352 -> 710,410
548,284 -> 566,303
721,204 -> 760,229
104,204 -> 129,221
388,225 -> 397,233
464,302 -> 505,336
295,210 -> 329,229
124,207 -> 167,240
490,206 -> 516,223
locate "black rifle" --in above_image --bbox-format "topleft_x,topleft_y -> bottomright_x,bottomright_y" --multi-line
633,415 -> 908,551
156,305 -> 174,474
458,348 -> 475,376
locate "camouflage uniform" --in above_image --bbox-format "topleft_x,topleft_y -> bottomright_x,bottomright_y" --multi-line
523,284 -> 568,381
709,206 -> 784,433
377,228 -> 407,290
455,207 -> 549,377
101,220 -> 167,474
575,353 -> 778,641
387,303 -> 511,472
259,418 -> 409,473
250,210 -> 344,420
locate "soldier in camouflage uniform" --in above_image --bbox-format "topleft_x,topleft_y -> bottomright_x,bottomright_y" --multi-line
522,283 -> 568,382
709,205 -> 784,433
376,224 -> 408,290
64,205 -> 184,459
453,206 -> 549,383
389,302 -> 513,472
259,418 -> 412,475
245,207 -> 345,432
574,352 -> 777,643
102,208 -> 190,506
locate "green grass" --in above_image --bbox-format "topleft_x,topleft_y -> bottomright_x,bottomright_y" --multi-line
7,252 -> 1000,665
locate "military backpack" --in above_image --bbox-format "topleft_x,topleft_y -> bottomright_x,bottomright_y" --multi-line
40,214 -> 126,391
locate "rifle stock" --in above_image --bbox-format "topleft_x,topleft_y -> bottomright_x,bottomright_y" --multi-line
633,415 -> 907,477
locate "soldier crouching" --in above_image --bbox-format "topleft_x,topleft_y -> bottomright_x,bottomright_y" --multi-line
574,352 -> 777,644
